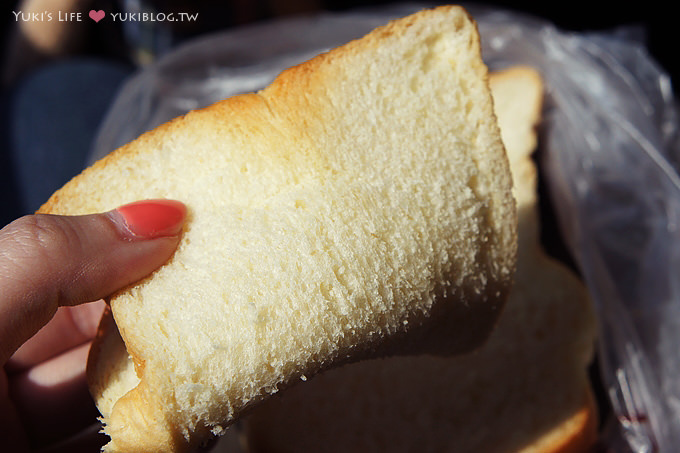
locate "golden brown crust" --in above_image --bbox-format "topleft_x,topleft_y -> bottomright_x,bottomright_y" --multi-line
493,67 -> 597,453
557,386 -> 599,453
86,305 -> 115,416
47,6 -> 517,452
521,385 -> 598,453
240,66 -> 597,453
87,309 -> 189,452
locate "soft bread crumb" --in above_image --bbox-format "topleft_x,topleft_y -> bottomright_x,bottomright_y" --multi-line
240,67 -> 599,453
42,6 -> 517,452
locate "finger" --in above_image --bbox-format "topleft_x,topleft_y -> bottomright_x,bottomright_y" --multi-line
0,199 -> 186,364
8,342 -> 97,448
6,300 -> 105,373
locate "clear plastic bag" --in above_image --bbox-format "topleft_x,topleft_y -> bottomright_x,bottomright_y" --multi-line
474,10 -> 680,453
90,4 -> 680,451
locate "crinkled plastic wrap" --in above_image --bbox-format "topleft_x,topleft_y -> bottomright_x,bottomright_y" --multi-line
90,4 -> 680,452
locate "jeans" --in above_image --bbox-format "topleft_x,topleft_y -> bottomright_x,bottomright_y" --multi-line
0,59 -> 133,226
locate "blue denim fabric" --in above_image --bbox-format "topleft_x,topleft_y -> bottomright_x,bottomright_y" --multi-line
0,59 -> 133,225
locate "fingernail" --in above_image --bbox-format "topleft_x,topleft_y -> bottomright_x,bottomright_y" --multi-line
112,199 -> 186,239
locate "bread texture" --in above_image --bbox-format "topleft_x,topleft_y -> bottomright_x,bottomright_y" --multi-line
39,6 -> 517,452
241,66 -> 599,453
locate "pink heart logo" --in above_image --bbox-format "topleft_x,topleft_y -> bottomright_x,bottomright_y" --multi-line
89,9 -> 105,23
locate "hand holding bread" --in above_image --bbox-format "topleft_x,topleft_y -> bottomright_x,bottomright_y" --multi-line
0,200 -> 186,451
39,6 -> 518,452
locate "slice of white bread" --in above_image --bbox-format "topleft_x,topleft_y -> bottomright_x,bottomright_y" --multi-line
39,6 -> 517,452
241,66 -> 599,453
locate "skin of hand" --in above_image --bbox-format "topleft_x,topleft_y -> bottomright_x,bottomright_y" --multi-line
0,199 -> 187,452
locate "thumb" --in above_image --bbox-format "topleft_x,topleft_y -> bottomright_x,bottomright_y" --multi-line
0,199 -> 187,364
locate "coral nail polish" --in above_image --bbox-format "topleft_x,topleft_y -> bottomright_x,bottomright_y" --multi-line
114,199 -> 187,239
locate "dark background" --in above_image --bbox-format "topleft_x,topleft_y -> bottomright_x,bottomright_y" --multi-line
0,0 -> 666,444
1,0 -> 677,227
2,1 -> 675,85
